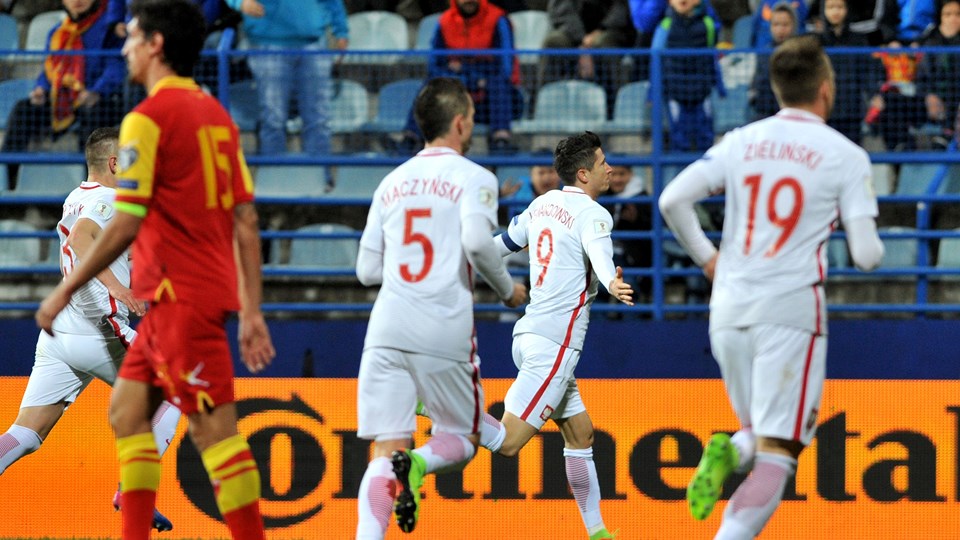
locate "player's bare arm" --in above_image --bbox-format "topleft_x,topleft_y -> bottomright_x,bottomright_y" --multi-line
36,211 -> 142,334
233,202 -> 275,373
68,217 -> 146,316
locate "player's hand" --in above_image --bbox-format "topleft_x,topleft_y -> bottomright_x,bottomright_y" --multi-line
500,177 -> 521,197
238,310 -> 275,374
108,285 -> 146,317
240,0 -> 265,17
36,284 -> 72,336
75,90 -> 100,109
503,282 -> 527,308
608,266 -> 635,306
702,253 -> 718,282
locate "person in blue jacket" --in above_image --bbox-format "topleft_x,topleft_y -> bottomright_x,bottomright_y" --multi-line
226,0 -> 349,156
0,0 -> 126,188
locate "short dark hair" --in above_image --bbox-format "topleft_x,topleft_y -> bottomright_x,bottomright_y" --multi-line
414,77 -> 471,142
129,0 -> 205,77
553,131 -> 602,185
84,127 -> 120,170
770,35 -> 833,107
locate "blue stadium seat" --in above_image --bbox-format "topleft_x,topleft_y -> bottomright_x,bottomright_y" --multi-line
330,79 -> 370,133
25,11 -> 65,51
513,80 -> 606,134
14,164 -> 86,197
255,165 -> 330,198
732,14 -> 755,49
509,10 -> 549,64
711,85 -> 749,134
0,79 -> 35,131
603,80 -> 651,134
936,165 -> 960,194
227,79 -> 259,132
414,13 -> 441,51
0,13 -> 18,52
330,165 -> 393,198
362,79 -> 422,134
936,231 -> 960,269
879,226 -> 918,268
896,163 -> 940,195
345,11 -> 408,65
283,223 -> 359,270
827,237 -> 849,269
0,219 -> 42,267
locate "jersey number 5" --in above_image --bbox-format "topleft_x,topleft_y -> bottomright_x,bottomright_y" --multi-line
744,174 -> 804,257
401,208 -> 434,283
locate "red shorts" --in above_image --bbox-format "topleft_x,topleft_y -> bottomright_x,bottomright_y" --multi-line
119,302 -> 235,415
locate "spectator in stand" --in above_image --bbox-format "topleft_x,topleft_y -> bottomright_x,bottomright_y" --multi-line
541,0 -> 636,117
817,0 -> 884,145
224,0 -> 349,157
500,158 -> 562,206
602,164 -> 651,304
0,0 -> 126,189
106,0 -> 221,37
654,0 -> 722,152
880,0 -> 935,46
392,0 -> 523,155
628,0 -> 719,80
750,1 -> 797,120
752,0 -> 806,48
914,0 -> 960,138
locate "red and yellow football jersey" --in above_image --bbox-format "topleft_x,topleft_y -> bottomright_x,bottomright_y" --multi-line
114,76 -> 254,310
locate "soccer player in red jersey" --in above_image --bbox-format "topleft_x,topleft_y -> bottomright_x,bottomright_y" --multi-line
36,1 -> 275,539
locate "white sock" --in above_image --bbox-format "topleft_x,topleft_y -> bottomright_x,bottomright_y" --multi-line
730,428 -> 756,473
151,401 -> 181,456
415,432 -> 475,474
716,452 -> 797,540
564,447 -> 605,535
0,424 -> 42,474
479,413 -> 506,453
356,456 -> 396,540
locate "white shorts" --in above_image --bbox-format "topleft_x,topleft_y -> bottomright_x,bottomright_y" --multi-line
21,316 -> 136,409
503,333 -> 585,430
357,347 -> 484,440
710,324 -> 826,446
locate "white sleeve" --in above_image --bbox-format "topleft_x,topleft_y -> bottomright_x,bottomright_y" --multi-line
658,159 -> 722,266
357,196 -> 384,286
78,195 -> 116,229
462,213 -> 515,300
838,149 -> 880,223
497,206 -> 531,256
586,236 -> 617,293
843,216 -> 884,272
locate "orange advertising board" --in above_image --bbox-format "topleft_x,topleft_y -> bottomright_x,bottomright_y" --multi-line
1,378 -> 959,539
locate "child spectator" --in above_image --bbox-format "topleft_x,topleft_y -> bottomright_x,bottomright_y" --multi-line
817,0 -> 883,145
750,2 -> 797,120
654,0 -> 721,151
752,0 -> 806,48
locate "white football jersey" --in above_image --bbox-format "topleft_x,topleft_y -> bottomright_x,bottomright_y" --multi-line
55,181 -> 131,330
504,186 -> 614,350
689,108 -> 878,334
361,147 -> 501,361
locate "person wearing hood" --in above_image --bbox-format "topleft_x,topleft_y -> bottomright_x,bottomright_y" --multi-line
393,0 -> 523,155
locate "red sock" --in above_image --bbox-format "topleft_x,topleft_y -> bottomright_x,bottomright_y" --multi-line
121,490 -> 157,540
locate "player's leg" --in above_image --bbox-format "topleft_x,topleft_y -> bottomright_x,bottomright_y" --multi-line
356,347 -> 417,540
2,331 -> 91,474
714,325 -> 825,540
110,376 -> 164,540
484,334 -> 578,457
556,380 -> 613,540
392,351 -> 483,533
687,328 -> 755,521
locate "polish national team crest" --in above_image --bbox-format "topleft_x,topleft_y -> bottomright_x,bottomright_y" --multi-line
539,405 -> 554,422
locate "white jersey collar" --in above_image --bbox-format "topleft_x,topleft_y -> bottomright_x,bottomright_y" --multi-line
417,146 -> 460,157
561,186 -> 587,195
775,108 -> 825,124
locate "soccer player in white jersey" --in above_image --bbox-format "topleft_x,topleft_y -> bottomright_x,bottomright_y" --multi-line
0,128 -> 181,532
354,77 -> 527,539
659,35 -> 884,540
477,131 -> 634,540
